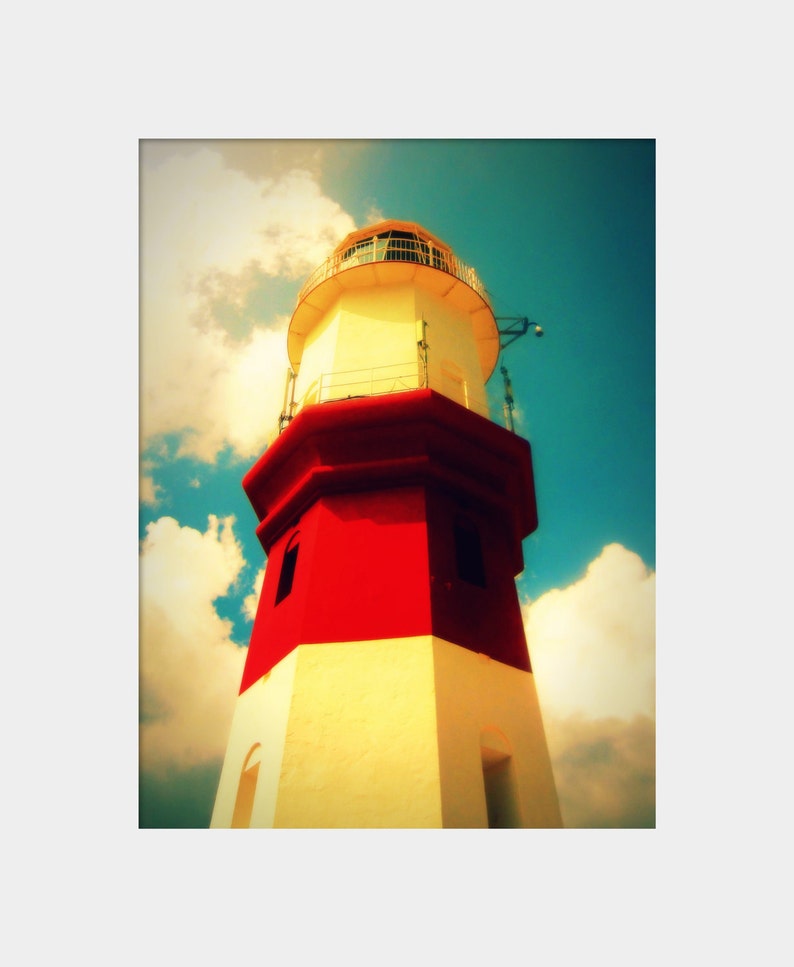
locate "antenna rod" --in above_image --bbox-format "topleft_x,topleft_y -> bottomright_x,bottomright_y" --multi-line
500,364 -> 515,433
279,369 -> 296,434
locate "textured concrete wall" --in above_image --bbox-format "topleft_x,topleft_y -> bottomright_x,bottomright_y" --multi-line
213,636 -> 561,828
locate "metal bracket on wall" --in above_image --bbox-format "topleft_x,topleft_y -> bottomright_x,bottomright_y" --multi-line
495,316 -> 544,349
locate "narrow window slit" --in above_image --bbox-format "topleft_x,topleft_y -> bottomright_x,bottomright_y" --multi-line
275,533 -> 300,604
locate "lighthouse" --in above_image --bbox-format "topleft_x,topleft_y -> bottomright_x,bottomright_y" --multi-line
210,220 -> 562,828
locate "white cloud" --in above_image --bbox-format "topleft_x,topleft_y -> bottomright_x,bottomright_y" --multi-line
205,322 -> 291,461
522,543 -> 656,827
542,714 -> 655,829
139,473 -> 161,506
139,514 -> 248,775
139,145 -> 356,463
524,542 -> 655,722
242,564 -> 266,622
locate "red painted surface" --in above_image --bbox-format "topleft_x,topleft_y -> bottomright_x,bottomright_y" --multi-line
425,487 -> 532,673
238,390 -> 538,692
240,487 -> 432,692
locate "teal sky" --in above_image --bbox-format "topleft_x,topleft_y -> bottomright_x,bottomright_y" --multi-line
139,139 -> 655,829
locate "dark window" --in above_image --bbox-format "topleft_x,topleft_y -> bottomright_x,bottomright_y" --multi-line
342,239 -> 374,263
343,230 -> 436,266
275,533 -> 299,604
454,517 -> 486,588
482,757 -> 521,828
384,230 -> 429,264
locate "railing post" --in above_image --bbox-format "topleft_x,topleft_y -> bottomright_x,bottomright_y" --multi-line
418,318 -> 429,389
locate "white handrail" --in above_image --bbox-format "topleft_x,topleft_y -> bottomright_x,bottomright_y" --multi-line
279,360 -> 490,434
296,233 -> 491,308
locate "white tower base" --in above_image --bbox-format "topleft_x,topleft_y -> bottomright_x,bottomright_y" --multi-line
211,636 -> 562,829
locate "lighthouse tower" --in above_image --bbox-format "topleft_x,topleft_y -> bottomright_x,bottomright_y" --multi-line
211,220 -> 562,828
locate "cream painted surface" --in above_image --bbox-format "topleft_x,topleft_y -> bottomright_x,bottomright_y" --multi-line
209,650 -> 298,828
328,285 -> 421,401
292,306 -> 341,410
432,639 -> 563,828
293,284 -> 421,412
417,289 -> 490,417
213,636 -> 560,828
289,274 -> 493,420
275,638 -> 443,828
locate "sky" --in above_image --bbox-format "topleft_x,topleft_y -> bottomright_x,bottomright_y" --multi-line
139,138 -> 656,829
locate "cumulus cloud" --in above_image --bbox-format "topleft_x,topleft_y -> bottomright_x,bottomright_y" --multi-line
242,564 -> 266,622
139,144 -> 356,463
543,714 -> 656,828
523,543 -> 656,827
139,471 -> 161,506
139,514 -> 248,775
364,204 -> 385,224
525,543 -> 655,721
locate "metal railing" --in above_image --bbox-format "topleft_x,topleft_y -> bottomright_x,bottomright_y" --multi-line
316,361 -> 424,404
278,360 -> 491,434
296,232 -> 491,307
